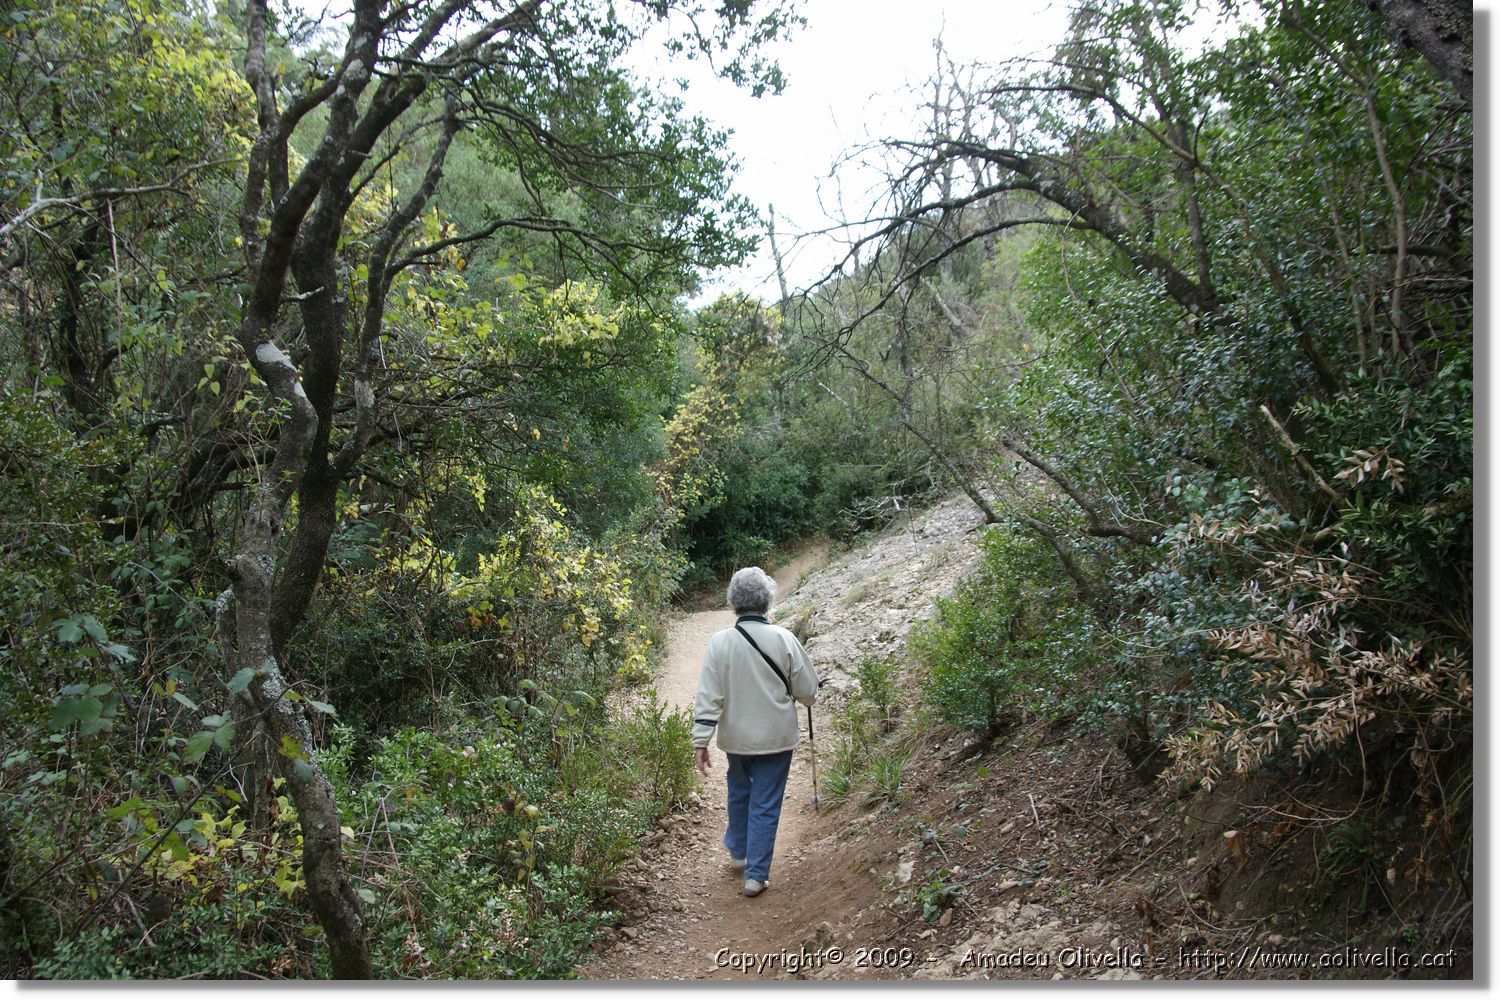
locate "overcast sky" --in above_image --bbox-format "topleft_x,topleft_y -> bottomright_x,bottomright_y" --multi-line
627,1 -> 1074,304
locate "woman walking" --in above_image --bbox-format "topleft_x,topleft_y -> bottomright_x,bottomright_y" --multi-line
692,567 -> 819,897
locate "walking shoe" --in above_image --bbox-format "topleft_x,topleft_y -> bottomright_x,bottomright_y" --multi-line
743,878 -> 768,897
724,844 -> 746,871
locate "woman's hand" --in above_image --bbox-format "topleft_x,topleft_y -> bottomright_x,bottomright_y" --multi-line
695,747 -> 710,777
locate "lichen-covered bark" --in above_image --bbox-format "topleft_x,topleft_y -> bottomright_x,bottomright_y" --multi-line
1373,0 -> 1473,105
226,0 -> 384,978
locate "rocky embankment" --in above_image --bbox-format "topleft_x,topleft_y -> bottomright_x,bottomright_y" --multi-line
774,496 -> 989,697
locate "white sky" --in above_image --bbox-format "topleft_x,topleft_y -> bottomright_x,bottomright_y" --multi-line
627,1 -> 1074,304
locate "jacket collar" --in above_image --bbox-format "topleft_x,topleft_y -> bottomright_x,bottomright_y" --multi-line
735,613 -> 770,625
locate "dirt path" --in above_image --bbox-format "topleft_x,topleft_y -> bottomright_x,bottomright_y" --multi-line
582,499 -> 989,981
582,548 -> 831,980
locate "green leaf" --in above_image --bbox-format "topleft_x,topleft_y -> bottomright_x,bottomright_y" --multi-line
172,691 -> 199,711
79,615 -> 107,642
307,700 -> 337,716
227,667 -> 257,695
2,750 -> 33,770
105,796 -> 145,820
51,698 -> 83,729
79,717 -> 112,737
183,731 -> 214,762
213,721 -> 236,751
102,642 -> 136,663
54,619 -> 84,643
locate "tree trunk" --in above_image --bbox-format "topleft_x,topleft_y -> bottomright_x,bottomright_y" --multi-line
270,208 -> 352,658
1372,0 -> 1472,105
222,531 -> 374,979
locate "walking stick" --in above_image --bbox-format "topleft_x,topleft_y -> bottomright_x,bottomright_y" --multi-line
808,703 -> 821,810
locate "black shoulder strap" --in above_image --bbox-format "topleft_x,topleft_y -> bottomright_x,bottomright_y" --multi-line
734,623 -> 792,698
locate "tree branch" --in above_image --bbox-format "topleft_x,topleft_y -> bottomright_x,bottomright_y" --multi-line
999,435 -> 1159,545
0,161 -> 234,242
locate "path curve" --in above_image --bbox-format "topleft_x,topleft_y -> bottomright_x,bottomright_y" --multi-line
582,497 -> 989,980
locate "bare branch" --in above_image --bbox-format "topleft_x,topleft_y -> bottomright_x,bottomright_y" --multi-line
999,435 -> 1159,545
0,160 -> 234,242
1258,404 -> 1342,504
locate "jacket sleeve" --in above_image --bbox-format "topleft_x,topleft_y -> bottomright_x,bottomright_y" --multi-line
787,634 -> 819,707
691,645 -> 723,749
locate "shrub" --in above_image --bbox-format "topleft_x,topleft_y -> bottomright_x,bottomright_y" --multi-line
600,691 -> 697,816
911,527 -> 1093,735
1159,353 -> 1472,887
854,655 -> 899,729
342,723 -> 638,979
820,657 -> 910,808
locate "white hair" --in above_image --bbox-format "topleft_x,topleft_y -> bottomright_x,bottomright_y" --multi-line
727,566 -> 776,614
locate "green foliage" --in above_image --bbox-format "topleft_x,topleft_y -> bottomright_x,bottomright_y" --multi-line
22,779 -> 334,979
912,529 -> 1095,735
821,656 -> 909,808
0,0 -> 796,978
0,0 -> 246,225
914,870 -> 960,922
1319,821 -> 1379,881
1316,820 -> 1392,912
675,289 -> 980,585
820,702 -> 872,806
870,0 -> 1476,822
334,705 -> 689,979
598,692 -> 698,814
1158,348 -> 1471,794
860,747 -> 911,809
0,0 -> 1473,977
854,655 -> 899,726
818,761 -> 852,802
0,386 -> 241,976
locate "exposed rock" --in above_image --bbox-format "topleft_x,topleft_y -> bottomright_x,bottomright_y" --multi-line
776,496 -> 988,695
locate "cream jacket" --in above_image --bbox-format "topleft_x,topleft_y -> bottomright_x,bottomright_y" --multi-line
692,615 -> 818,755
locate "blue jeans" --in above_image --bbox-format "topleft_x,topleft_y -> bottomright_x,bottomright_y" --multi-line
723,750 -> 794,883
